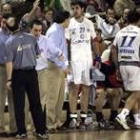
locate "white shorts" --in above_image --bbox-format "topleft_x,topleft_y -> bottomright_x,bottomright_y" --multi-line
120,65 -> 140,91
70,61 -> 92,86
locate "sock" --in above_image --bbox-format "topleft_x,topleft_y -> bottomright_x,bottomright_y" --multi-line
133,114 -> 140,124
118,108 -> 130,120
129,111 -> 135,122
80,111 -> 87,123
109,110 -> 118,122
70,113 -> 78,121
96,112 -> 104,122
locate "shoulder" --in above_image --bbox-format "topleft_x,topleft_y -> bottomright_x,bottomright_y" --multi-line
84,17 -> 92,23
47,23 -> 58,32
23,32 -> 36,41
5,36 -> 14,46
23,32 -> 34,37
46,23 -> 60,38
39,35 -> 49,42
70,17 -> 75,22
134,26 -> 140,32
84,18 -> 94,27
68,18 -> 77,27
40,34 -> 53,43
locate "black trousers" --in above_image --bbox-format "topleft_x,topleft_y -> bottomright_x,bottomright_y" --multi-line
12,69 -> 46,134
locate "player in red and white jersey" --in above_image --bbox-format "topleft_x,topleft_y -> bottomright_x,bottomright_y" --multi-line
112,10 -> 140,130
65,1 -> 100,129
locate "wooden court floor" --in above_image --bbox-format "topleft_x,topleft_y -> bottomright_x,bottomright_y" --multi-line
0,130 -> 140,140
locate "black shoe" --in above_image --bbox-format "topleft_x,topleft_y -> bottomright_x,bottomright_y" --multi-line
15,133 -> 27,139
98,119 -> 108,129
0,132 -> 9,137
106,121 -> 116,130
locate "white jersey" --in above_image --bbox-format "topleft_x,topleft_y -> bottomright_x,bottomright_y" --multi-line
113,25 -> 140,62
65,17 -> 97,62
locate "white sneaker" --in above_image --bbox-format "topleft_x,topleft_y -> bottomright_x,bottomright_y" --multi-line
33,131 -> 49,139
15,133 -> 27,139
115,116 -> 130,130
134,122 -> 140,129
69,118 -> 77,129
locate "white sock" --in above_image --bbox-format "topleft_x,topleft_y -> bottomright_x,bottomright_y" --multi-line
134,114 -> 140,125
118,108 -> 130,120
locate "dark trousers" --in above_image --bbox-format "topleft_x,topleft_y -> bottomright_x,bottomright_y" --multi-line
12,69 -> 46,134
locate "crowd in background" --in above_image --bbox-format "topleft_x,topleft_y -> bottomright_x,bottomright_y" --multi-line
0,0 -> 140,139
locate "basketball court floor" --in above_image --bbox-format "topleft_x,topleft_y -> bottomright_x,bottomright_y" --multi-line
0,130 -> 140,140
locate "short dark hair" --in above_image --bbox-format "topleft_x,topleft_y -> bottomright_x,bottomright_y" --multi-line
29,19 -> 43,29
127,10 -> 140,24
6,14 -> 19,32
106,6 -> 115,13
53,11 -> 70,24
44,7 -> 54,14
71,1 -> 86,10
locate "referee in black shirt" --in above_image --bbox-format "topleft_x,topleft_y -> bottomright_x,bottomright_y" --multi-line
4,15 -> 48,139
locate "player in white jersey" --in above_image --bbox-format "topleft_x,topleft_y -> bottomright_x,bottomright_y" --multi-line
112,10 -> 140,130
65,1 -> 100,129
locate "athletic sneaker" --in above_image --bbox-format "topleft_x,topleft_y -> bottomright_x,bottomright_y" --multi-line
133,121 -> 140,129
98,119 -> 108,129
115,116 -> 130,130
33,131 -> 49,139
15,133 -> 27,139
69,118 -> 78,129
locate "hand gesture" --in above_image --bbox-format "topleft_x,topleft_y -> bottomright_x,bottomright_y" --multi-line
64,67 -> 71,75
33,0 -> 40,10
58,54 -> 64,61
6,81 -> 12,91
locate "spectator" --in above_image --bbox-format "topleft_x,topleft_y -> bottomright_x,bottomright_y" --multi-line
118,8 -> 130,29
60,0 -> 72,14
43,8 -> 54,30
86,0 -> 102,15
21,0 -> 47,34
95,7 -> 120,42
113,0 -> 136,18
1,3 -> 12,15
